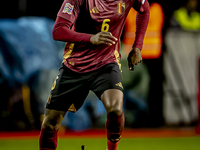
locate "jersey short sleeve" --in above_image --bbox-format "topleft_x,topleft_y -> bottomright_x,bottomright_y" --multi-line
133,0 -> 149,13
57,0 -> 84,28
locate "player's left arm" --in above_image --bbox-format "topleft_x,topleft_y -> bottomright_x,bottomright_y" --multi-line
127,0 -> 150,71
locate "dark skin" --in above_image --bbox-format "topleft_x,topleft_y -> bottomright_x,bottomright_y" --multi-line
42,31 -> 141,131
127,47 -> 142,71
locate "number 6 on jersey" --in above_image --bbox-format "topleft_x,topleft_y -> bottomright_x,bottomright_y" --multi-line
101,19 -> 110,32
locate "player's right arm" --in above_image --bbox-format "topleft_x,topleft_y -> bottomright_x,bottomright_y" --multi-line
53,0 -> 117,46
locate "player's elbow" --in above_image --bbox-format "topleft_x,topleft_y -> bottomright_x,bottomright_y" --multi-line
138,4 -> 150,17
139,0 -> 150,15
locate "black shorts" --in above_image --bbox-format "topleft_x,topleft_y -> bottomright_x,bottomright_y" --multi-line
45,63 -> 123,112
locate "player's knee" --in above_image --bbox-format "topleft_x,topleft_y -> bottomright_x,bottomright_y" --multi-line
101,89 -> 123,114
107,105 -> 123,115
107,111 -> 122,118
42,116 -> 60,131
104,98 -> 123,115
108,109 -> 122,116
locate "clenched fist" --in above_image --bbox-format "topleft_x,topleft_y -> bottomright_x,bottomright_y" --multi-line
90,32 -> 117,46
127,47 -> 142,71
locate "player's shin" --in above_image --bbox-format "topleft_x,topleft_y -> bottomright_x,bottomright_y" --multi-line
106,112 -> 125,150
39,127 -> 58,150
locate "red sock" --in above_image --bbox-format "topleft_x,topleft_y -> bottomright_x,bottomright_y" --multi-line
39,127 -> 58,150
106,112 -> 124,150
107,139 -> 119,150
196,123 -> 200,134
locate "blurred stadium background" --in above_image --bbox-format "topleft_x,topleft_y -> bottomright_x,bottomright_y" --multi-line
0,0 -> 200,149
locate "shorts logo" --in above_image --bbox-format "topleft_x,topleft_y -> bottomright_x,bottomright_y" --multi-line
115,82 -> 123,89
62,3 -> 74,14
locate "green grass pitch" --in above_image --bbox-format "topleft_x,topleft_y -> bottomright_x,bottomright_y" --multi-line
0,137 -> 200,150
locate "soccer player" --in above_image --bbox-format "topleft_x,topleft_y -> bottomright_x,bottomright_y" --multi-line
39,0 -> 150,150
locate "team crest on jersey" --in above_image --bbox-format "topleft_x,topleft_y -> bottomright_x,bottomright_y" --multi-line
62,3 -> 74,14
118,1 -> 125,15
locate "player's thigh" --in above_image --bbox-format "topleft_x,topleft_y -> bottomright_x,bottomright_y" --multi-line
91,63 -> 124,114
46,64 -> 90,112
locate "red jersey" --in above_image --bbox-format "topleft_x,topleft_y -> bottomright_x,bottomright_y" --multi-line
54,0 -> 149,73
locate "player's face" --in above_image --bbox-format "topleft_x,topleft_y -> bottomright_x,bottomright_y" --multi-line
187,0 -> 198,11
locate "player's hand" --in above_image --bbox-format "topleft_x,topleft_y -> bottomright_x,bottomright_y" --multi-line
127,47 -> 142,71
90,32 -> 118,46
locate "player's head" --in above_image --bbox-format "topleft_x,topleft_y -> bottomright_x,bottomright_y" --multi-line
185,0 -> 198,11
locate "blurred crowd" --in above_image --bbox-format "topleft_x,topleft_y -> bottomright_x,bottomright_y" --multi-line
0,0 -> 200,131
